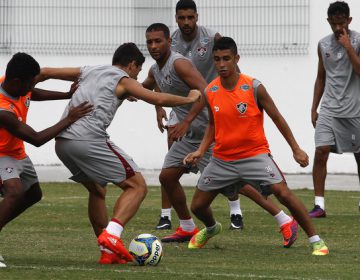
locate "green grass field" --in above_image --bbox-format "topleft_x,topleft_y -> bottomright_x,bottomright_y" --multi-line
0,183 -> 359,280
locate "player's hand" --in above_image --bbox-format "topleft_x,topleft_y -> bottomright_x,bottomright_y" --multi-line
168,121 -> 190,142
311,110 -> 318,128
183,150 -> 203,165
67,80 -> 79,98
67,101 -> 93,123
188,89 -> 201,103
293,148 -> 309,168
156,107 -> 167,133
337,28 -> 352,49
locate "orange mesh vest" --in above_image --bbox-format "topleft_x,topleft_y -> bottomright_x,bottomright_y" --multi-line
0,76 -> 31,160
205,74 -> 270,161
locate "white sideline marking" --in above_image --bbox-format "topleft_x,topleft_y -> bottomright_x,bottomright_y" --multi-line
9,264 -> 333,280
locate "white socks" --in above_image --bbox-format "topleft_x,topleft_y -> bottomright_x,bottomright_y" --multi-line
309,235 -> 321,244
315,196 -> 325,210
228,199 -> 242,216
180,218 -> 196,232
274,210 -> 292,227
106,221 -> 124,237
161,208 -> 172,220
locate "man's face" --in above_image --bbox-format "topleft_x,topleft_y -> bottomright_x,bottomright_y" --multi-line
146,30 -> 170,61
175,9 -> 198,36
128,64 -> 142,80
327,15 -> 352,40
213,49 -> 239,78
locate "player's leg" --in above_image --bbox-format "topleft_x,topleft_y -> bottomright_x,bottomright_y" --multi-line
239,184 -> 297,248
98,172 -> 147,263
0,182 -> 42,228
188,188 -> 222,249
81,182 -> 108,237
156,114 -> 177,230
270,182 -> 329,255
310,145 -> 331,217
354,152 -> 360,211
159,167 -> 199,242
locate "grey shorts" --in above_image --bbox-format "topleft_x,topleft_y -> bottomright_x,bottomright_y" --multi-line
55,138 -> 140,186
197,153 -> 285,197
0,156 -> 38,195
162,138 -> 213,174
315,114 -> 360,153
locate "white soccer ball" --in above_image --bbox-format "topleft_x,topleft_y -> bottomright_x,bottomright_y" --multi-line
128,233 -> 163,266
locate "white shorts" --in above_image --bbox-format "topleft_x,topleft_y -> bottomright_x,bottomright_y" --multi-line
0,156 -> 38,195
197,153 -> 285,197
55,138 -> 140,186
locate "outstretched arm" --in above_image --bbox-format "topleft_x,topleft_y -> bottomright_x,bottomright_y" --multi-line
31,81 -> 78,101
311,45 -> 326,128
257,84 -> 309,167
36,67 -> 81,83
0,102 -> 93,147
117,77 -> 201,107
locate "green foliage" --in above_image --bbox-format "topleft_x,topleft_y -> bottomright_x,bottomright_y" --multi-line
0,183 -> 359,279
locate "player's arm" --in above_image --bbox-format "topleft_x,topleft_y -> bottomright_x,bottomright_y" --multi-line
36,67 -> 81,82
311,45 -> 326,128
31,81 -> 78,101
170,59 -> 207,140
142,69 -> 168,132
338,28 -> 360,76
184,101 -> 214,165
116,77 -> 201,107
0,102 -> 93,147
257,84 -> 309,168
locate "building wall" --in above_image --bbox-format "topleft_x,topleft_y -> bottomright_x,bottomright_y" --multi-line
1,0 -> 359,173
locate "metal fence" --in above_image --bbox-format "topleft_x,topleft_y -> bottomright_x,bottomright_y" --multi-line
0,0 -> 310,56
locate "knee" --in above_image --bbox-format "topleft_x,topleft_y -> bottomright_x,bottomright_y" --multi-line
137,183 -> 148,200
314,147 -> 330,162
159,171 -> 169,187
31,186 -> 43,204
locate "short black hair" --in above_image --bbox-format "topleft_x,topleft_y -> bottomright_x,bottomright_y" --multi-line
176,0 -> 197,13
213,37 -> 238,55
112,43 -> 145,67
146,23 -> 170,39
5,52 -> 40,82
328,1 -> 350,18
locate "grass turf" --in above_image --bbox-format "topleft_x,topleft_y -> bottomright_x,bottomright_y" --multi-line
0,183 -> 359,280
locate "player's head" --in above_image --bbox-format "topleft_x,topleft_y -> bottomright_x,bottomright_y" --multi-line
112,43 -> 145,79
327,1 -> 351,39
212,37 -> 239,78
175,0 -> 198,37
146,23 -> 171,62
4,52 -> 40,96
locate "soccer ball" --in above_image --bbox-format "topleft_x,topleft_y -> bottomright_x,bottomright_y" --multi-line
128,233 -> 163,266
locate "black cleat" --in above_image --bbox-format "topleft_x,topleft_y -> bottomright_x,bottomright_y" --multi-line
229,214 -> 244,230
155,216 -> 172,230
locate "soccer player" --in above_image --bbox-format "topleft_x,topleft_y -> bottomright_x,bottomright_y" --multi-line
0,53 -> 93,267
184,37 -> 329,255
38,43 -> 201,265
309,1 -> 360,218
144,24 -> 299,248
153,0 -> 243,231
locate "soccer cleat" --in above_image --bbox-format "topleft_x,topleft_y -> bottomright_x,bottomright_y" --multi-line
161,226 -> 199,243
229,214 -> 244,230
308,205 -> 326,218
97,229 -> 134,262
155,216 -> 172,230
312,239 -> 329,256
188,223 -> 222,249
280,218 -> 298,248
0,255 -> 5,268
98,250 -> 128,265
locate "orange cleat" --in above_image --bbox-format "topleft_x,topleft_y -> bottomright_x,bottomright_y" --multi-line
98,230 -> 134,262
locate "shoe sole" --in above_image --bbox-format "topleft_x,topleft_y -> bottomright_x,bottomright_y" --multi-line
229,224 -> 244,230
